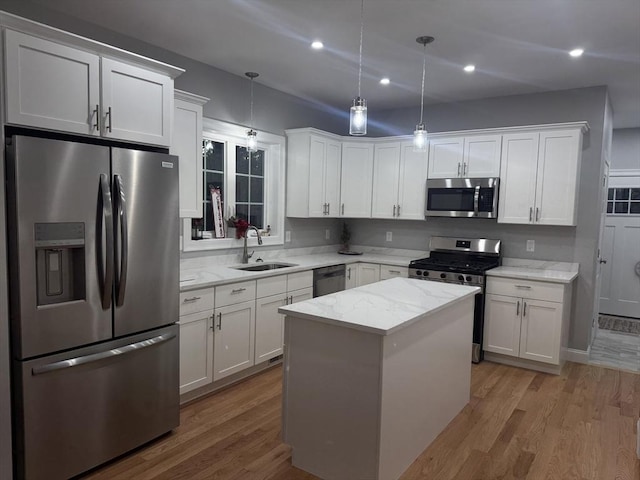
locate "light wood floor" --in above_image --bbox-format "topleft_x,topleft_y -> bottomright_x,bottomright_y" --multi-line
83,361 -> 640,480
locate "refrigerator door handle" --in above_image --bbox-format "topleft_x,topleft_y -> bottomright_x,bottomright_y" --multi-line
115,175 -> 129,307
31,332 -> 176,375
99,174 -> 114,309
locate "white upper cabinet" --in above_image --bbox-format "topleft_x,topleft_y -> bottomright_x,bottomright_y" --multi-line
463,135 -> 503,177
171,90 -> 209,218
3,22 -> 182,147
498,125 -> 585,226
372,141 -> 427,220
428,134 -> 501,179
286,129 -> 342,218
101,58 -> 173,146
372,143 -> 401,218
427,137 -> 464,178
498,133 -> 539,224
340,142 -> 374,217
4,30 -> 100,136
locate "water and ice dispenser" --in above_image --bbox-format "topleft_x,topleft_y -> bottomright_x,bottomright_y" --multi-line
34,222 -> 86,306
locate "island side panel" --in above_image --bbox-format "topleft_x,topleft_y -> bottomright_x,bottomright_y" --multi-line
378,297 -> 474,480
282,315 -> 383,480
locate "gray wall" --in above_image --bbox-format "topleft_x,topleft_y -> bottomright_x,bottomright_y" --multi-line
611,128 -> 640,170
353,86 -> 609,352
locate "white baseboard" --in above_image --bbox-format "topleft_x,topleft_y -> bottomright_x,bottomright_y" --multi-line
565,348 -> 590,364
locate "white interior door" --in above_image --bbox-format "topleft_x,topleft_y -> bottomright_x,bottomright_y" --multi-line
599,175 -> 640,319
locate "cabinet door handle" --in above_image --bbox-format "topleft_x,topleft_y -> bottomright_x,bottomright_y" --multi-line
515,285 -> 532,290
289,295 -> 293,304
328,203 -> 331,215
523,302 -> 527,317
536,208 -> 540,222
516,300 -> 520,316
457,162 -> 461,176
529,207 -> 533,222
231,287 -> 246,294
463,163 -> 467,176
393,205 -> 396,217
341,204 -> 345,215
347,267 -> 351,280
209,314 -> 214,330
93,104 -> 100,131
217,312 -> 222,330
389,270 -> 401,274
182,296 -> 201,303
106,106 -> 112,133
397,205 -> 401,217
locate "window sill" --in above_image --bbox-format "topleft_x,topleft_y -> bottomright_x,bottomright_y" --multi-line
182,232 -> 284,252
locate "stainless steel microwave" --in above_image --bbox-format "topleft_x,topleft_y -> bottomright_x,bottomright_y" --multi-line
425,177 -> 499,218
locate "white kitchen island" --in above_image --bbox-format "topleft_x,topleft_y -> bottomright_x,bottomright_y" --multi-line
278,277 -> 480,480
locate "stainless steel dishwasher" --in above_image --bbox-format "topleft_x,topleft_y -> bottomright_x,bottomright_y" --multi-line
313,264 -> 346,297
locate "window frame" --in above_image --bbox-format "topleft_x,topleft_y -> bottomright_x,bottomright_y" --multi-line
182,118 -> 285,252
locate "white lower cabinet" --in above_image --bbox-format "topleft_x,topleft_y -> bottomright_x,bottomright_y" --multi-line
379,265 -> 408,280
255,271 -> 313,364
213,300 -> 256,381
345,263 -> 381,289
178,288 -> 215,395
484,277 -> 569,368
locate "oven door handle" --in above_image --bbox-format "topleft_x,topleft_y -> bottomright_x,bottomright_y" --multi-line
473,185 -> 480,216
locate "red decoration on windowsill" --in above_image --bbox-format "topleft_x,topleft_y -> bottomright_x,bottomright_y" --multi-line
233,219 -> 249,239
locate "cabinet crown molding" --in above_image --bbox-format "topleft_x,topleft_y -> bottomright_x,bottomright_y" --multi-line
286,122 -> 590,142
175,89 -> 210,105
0,10 -> 184,78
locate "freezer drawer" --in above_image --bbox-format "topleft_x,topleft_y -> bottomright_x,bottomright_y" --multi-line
13,324 -> 179,480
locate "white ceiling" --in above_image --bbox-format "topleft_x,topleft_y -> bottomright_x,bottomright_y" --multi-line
27,0 -> 640,128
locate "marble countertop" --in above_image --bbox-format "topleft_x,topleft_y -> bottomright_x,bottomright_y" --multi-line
278,277 -> 480,335
180,251 -> 420,292
487,258 -> 579,283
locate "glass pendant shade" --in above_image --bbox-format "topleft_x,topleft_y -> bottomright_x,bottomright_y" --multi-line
349,97 -> 367,136
246,129 -> 258,152
413,123 -> 427,152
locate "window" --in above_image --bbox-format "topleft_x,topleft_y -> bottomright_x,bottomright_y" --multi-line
182,118 -> 285,252
607,187 -> 640,215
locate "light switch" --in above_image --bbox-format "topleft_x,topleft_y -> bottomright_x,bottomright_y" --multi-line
386,231 -> 393,242
526,239 -> 535,252
325,229 -> 330,240
285,231 -> 291,243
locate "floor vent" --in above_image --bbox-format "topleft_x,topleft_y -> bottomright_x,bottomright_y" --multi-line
269,355 -> 283,364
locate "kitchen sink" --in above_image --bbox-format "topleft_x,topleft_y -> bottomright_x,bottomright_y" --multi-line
233,262 -> 297,272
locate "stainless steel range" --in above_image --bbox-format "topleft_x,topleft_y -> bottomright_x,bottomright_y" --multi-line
409,236 -> 501,363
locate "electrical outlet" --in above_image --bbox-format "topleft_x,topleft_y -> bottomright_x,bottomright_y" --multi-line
526,239 -> 535,252
285,231 -> 291,243
386,231 -> 393,242
325,229 -> 330,240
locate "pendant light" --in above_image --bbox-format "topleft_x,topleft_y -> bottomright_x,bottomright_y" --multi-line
413,36 -> 434,152
245,72 -> 259,152
349,0 -> 367,136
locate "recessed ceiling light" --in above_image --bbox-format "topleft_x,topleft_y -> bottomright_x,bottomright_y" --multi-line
463,64 -> 476,73
311,41 -> 324,50
380,77 -> 390,85
569,48 -> 584,57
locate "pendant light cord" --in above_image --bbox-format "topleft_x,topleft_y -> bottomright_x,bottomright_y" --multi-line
419,43 -> 426,125
250,77 -> 254,129
357,0 -> 364,98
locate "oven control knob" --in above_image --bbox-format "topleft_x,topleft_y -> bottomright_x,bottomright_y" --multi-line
440,273 -> 446,279
416,270 -> 422,276
466,275 -> 472,282
458,275 -> 464,281
423,271 -> 429,276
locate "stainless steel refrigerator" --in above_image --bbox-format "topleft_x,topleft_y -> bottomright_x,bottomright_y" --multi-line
6,135 -> 180,480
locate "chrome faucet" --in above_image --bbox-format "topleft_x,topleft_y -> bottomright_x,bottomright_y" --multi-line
241,226 -> 263,263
